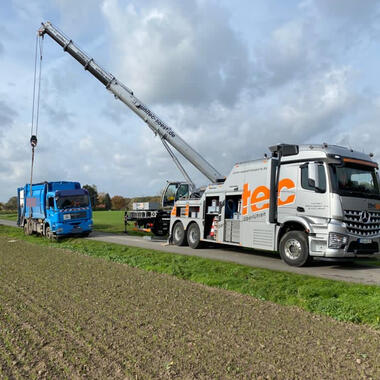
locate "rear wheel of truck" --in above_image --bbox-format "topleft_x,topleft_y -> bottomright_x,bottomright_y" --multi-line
172,222 -> 187,246
187,223 -> 202,249
279,230 -> 311,267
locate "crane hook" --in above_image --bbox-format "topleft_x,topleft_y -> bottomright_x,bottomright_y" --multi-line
30,135 -> 38,148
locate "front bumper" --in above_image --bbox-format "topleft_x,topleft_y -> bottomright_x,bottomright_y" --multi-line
309,219 -> 380,258
53,220 -> 92,236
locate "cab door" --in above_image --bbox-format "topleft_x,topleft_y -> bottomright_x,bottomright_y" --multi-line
296,162 -> 329,220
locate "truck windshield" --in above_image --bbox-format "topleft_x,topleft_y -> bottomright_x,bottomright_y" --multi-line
56,195 -> 90,209
329,163 -> 380,200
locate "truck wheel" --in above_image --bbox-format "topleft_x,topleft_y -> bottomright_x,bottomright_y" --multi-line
279,231 -> 311,267
24,221 -> 32,236
46,226 -> 55,241
172,222 -> 187,246
187,223 -> 202,249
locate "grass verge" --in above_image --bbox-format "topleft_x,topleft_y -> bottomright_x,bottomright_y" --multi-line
1,224 -> 379,329
0,212 -> 17,221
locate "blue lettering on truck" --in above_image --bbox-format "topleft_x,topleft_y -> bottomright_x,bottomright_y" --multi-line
17,181 -> 93,238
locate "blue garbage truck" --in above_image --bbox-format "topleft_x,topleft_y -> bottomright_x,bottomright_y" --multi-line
17,181 -> 93,239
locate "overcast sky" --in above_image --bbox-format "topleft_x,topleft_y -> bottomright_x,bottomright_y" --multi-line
1,0 -> 380,202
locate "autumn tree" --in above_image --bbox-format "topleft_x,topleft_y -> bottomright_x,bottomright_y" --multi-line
83,184 -> 98,208
104,193 -> 112,210
111,195 -> 126,210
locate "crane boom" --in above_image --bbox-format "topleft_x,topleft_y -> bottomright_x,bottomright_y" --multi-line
38,21 -> 224,184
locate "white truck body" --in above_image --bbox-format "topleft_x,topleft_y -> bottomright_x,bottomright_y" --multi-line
170,144 -> 380,265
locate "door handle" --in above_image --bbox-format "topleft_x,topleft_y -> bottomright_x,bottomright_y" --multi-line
297,206 -> 305,212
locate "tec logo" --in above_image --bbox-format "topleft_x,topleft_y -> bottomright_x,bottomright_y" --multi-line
242,179 -> 296,215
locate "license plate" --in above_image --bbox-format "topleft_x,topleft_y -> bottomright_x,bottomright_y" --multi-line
359,238 -> 372,244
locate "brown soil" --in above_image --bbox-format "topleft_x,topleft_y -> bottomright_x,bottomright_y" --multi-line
0,236 -> 379,379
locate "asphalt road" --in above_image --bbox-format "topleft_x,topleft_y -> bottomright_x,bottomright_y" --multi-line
2,219 -> 380,285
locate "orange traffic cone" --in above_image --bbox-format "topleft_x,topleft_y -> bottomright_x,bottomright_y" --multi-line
210,216 -> 216,239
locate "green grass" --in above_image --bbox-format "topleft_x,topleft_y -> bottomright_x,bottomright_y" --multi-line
92,210 -> 151,236
1,225 -> 379,329
0,212 -> 17,221
92,210 -> 125,233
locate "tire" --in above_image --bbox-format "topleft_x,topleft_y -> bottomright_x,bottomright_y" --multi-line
187,223 -> 202,249
82,231 -> 91,237
151,215 -> 169,236
172,222 -> 187,246
45,226 -> 55,241
23,221 -> 32,236
279,230 -> 311,267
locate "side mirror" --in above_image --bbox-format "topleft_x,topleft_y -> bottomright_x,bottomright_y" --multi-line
308,162 -> 320,190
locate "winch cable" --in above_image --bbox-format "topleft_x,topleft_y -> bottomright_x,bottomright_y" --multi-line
28,34 -> 43,222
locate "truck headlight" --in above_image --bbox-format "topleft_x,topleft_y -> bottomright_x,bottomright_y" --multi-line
328,233 -> 348,249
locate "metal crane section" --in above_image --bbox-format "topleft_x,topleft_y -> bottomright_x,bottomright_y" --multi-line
38,21 -> 224,184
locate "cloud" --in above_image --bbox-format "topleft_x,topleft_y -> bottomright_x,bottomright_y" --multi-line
11,0 -> 43,20
0,99 -> 18,136
301,0 -> 380,49
256,20 -> 328,89
313,0 -> 380,24
53,0 -> 105,36
101,0 -> 251,106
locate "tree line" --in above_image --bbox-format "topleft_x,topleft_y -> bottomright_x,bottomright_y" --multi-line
81,185 -> 161,211
0,185 -> 160,212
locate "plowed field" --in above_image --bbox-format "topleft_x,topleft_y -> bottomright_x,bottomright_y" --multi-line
0,236 -> 379,379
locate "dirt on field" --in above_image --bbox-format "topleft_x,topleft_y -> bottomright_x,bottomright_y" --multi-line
0,236 -> 379,379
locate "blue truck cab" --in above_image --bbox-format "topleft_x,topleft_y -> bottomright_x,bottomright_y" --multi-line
17,181 -> 93,239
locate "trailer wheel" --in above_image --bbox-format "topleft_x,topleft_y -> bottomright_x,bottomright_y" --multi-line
187,223 -> 202,249
172,222 -> 187,246
279,230 -> 311,267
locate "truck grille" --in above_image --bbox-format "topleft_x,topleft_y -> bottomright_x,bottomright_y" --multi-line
69,211 -> 87,220
343,210 -> 380,236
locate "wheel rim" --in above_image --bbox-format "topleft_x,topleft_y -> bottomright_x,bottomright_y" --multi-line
189,228 -> 197,244
284,239 -> 302,260
174,225 -> 182,241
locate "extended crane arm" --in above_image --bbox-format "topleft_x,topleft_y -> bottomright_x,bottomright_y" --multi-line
38,21 -> 224,184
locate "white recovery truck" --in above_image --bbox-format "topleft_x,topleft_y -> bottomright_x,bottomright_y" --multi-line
39,22 -> 380,266
170,144 -> 380,266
